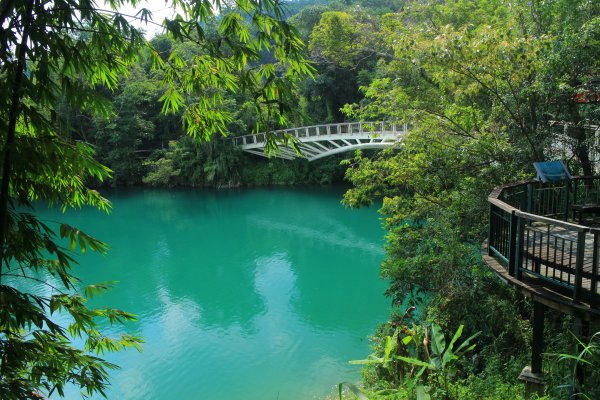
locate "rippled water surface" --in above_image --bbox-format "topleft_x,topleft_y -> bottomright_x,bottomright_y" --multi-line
40,187 -> 389,399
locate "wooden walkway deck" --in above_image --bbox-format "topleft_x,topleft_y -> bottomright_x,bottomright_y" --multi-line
485,178 -> 600,378
482,240 -> 600,320
484,216 -> 600,320
523,223 -> 597,287
485,178 -> 600,320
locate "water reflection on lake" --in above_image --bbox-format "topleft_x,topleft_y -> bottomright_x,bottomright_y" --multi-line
37,187 -> 389,399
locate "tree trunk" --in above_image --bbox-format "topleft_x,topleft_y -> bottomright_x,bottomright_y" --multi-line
568,103 -> 594,176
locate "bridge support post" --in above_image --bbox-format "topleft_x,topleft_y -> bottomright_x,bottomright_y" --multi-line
531,301 -> 545,374
571,315 -> 590,396
519,301 -> 545,396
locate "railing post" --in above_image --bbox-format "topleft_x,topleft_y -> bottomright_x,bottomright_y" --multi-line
516,215 -> 525,280
592,231 -> 599,306
488,204 -> 494,257
564,179 -> 571,221
574,230 -> 586,303
508,211 -> 518,276
527,184 -> 533,214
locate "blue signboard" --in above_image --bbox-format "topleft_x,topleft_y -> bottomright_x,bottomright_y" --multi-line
533,161 -> 572,183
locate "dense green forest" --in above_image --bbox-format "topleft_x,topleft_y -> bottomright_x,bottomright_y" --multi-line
334,1 -> 600,399
56,0 -> 402,188
1,0 -> 600,399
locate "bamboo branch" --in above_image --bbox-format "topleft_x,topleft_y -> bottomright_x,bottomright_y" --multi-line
0,0 -> 35,283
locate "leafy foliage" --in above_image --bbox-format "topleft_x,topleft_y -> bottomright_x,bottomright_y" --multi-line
1,1 -> 145,395
347,321 -> 480,400
156,0 -> 315,147
550,331 -> 600,400
336,0 -> 599,396
309,12 -> 367,68
0,0 -> 313,397
289,4 -> 382,123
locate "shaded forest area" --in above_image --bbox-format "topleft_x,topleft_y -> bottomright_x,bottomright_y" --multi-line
60,0 -> 408,188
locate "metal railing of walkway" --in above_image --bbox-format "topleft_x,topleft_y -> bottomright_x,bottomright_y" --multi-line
487,177 -> 600,308
228,121 -> 407,161
485,176 -> 600,384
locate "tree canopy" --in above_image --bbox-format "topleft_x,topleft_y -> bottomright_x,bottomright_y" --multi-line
331,0 -> 599,397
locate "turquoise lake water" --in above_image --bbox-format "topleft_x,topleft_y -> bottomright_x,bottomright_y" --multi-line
35,187 -> 390,399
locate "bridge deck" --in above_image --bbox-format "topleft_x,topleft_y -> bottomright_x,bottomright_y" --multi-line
229,121 -> 407,161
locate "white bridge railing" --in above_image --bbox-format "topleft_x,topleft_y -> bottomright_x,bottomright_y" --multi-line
229,121 -> 408,161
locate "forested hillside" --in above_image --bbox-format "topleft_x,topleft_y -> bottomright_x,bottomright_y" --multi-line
58,0 -> 407,188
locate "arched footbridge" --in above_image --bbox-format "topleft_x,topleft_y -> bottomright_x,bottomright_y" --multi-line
229,121 -> 407,161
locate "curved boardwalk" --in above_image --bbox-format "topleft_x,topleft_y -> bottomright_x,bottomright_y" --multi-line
229,121 -> 406,161
485,178 -> 600,319
484,177 -> 600,387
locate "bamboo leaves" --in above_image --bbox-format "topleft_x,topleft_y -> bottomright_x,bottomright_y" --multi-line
0,0 -> 314,397
156,0 -> 314,145
59,224 -> 108,255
